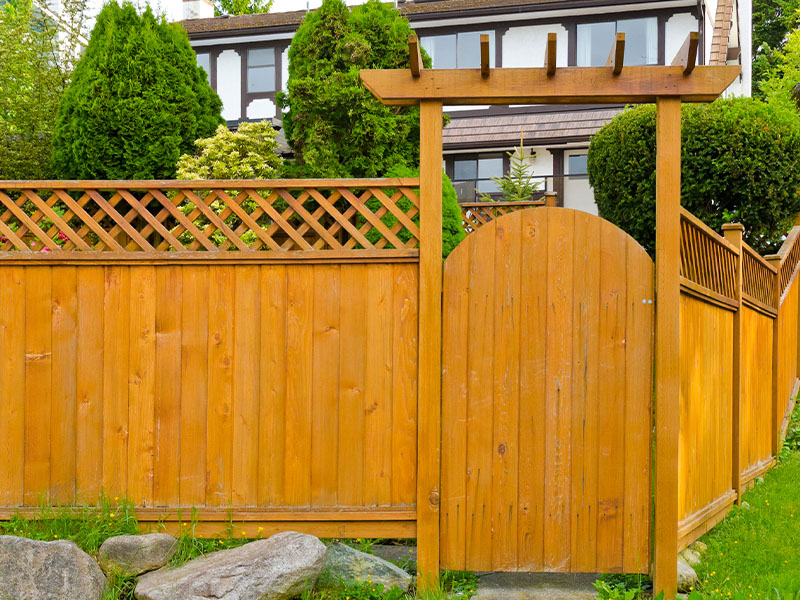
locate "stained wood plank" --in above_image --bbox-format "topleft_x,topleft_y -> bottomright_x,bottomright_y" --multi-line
258,265 -> 287,507
232,266 -> 261,507
128,266 -> 156,507
365,265 -> 394,506
154,266 -> 182,507
206,266 -> 235,506
543,209 -> 573,571
491,210 -> 521,570
338,265 -> 368,507
465,222 -> 495,571
102,266 -> 130,500
310,265 -> 340,508
179,266 -> 209,506
391,263 -> 418,508
517,208 -> 548,571
0,267 -> 25,506
570,212 -> 600,573
76,267 -> 104,504
285,266 -> 314,507
50,267 -> 78,504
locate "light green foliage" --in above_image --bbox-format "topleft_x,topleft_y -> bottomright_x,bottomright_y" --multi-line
478,136 -> 541,203
588,99 -> 800,255
176,121 -> 282,180
278,0 -> 428,178
752,0 -> 800,95
761,26 -> 800,110
0,0 -> 87,179
213,0 -> 272,16
371,165 -> 465,259
51,1 -> 223,179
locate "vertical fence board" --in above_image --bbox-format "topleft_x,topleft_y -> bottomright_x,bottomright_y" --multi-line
50,267 -> 78,505
310,265 -> 340,508
0,267 -> 25,506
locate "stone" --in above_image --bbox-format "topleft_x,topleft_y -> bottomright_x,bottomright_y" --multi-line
474,573 -> 599,600
98,533 -> 178,576
677,556 -> 698,593
323,542 -> 413,592
689,540 -> 708,556
135,531 -> 325,600
0,535 -> 106,600
679,547 -> 702,568
370,544 -> 417,571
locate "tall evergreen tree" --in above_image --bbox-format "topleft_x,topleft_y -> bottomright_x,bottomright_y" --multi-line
51,2 -> 223,179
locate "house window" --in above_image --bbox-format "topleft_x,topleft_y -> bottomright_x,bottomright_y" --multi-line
420,31 -> 496,69
452,155 -> 504,200
247,48 -> 276,93
567,152 -> 589,179
576,18 -> 657,66
196,53 -> 210,79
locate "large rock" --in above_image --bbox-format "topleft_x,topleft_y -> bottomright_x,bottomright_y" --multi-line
0,535 -> 106,600
677,556 -> 698,593
98,533 -> 178,576
324,542 -> 413,592
135,531 -> 325,600
679,547 -> 702,568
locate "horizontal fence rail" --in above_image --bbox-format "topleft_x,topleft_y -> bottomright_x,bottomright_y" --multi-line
459,193 -> 556,234
0,180 -> 421,254
679,208 -> 738,307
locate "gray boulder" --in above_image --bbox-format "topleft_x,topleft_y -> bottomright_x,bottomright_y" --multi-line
98,533 -> 178,576
677,556 -> 698,593
135,531 -> 325,600
0,535 -> 106,600
679,547 -> 702,568
324,542 -> 413,592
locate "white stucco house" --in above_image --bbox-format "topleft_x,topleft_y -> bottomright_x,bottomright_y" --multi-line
178,0 -> 750,213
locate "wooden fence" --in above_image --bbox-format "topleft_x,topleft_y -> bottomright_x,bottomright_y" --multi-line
459,193 -> 556,234
0,180 -> 421,538
677,209 -> 800,550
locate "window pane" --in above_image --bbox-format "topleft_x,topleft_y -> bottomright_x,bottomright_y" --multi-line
454,159 -> 477,181
568,154 -> 588,175
477,179 -> 501,194
618,18 -> 657,65
478,157 -> 503,179
576,21 -> 615,67
456,31 -> 496,69
196,53 -> 210,79
420,35 -> 456,69
248,65 -> 276,92
249,48 -> 275,67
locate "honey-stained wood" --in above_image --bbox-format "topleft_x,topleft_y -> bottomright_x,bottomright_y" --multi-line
440,208 -> 654,573
740,306 -> 774,479
409,34 -> 423,78
480,34 -> 490,78
359,65 -> 741,105
722,224 -> 743,504
0,258 -> 419,534
607,33 -> 625,75
545,33 -> 557,77
417,99 -> 443,590
672,32 -> 699,75
654,97 -> 681,599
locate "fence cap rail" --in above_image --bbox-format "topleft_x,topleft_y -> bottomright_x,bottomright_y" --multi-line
0,178 -> 421,189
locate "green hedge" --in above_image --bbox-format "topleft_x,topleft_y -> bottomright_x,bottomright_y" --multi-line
587,98 -> 800,254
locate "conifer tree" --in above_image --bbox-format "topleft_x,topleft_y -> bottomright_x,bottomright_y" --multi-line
52,2 -> 223,179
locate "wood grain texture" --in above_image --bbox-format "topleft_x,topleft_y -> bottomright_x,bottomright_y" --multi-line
440,208 -> 653,573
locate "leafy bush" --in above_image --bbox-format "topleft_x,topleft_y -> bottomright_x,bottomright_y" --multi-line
588,99 -> 800,254
52,1 -> 223,179
761,26 -> 800,111
278,0 -> 427,178
177,121 -> 282,180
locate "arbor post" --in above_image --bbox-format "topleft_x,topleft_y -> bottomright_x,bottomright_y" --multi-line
417,99 -> 443,592
653,96 -> 681,600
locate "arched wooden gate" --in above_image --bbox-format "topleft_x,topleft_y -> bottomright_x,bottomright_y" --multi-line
440,207 -> 654,574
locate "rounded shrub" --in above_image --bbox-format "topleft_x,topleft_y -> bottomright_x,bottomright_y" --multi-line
588,98 -> 800,254
51,1 -> 223,180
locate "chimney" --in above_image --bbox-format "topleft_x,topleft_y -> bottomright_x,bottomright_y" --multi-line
184,0 -> 215,19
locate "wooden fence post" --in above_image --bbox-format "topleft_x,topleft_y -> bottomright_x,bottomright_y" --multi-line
767,254 -> 782,457
653,97 -> 681,600
544,191 -> 557,207
417,99 -> 443,592
723,223 -> 744,504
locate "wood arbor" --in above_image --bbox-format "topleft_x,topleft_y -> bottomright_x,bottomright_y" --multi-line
360,33 -> 739,599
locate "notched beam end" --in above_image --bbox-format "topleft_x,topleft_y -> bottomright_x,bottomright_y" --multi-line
545,32 -> 557,77
409,33 -> 423,78
606,32 -> 625,75
672,31 -> 699,75
480,33 -> 490,78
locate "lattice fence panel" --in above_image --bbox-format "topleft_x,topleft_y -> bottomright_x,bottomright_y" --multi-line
742,244 -> 777,308
459,199 -> 549,234
0,180 -> 420,252
679,208 -> 738,301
